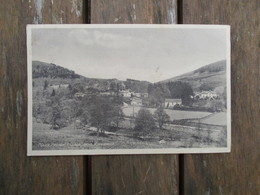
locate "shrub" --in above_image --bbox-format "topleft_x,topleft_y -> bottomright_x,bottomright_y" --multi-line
134,109 -> 156,134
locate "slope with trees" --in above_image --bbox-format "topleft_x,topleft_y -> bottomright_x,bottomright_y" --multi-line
161,60 -> 226,92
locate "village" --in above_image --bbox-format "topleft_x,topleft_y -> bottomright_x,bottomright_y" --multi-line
72,86 -> 220,109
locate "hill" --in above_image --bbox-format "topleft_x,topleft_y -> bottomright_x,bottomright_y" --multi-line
125,79 -> 150,93
32,61 -> 80,79
32,61 -> 150,93
161,60 -> 226,92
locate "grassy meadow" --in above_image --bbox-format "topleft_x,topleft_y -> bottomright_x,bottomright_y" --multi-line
32,117 -> 227,150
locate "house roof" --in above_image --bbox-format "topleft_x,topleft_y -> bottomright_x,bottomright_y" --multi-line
196,90 -> 217,94
75,92 -> 85,94
132,98 -> 142,101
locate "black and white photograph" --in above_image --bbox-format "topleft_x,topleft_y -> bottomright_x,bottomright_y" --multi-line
27,24 -> 231,156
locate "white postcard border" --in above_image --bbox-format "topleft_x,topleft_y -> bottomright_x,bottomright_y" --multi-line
27,24 -> 231,156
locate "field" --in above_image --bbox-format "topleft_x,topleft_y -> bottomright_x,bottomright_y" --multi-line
122,105 -> 212,120
199,112 -> 227,126
32,119 -> 227,150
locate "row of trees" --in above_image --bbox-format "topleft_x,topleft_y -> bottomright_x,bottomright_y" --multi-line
135,106 -> 170,135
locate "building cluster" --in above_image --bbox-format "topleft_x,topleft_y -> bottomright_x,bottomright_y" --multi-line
194,91 -> 219,100
74,92 -> 85,98
74,88 -> 148,106
164,99 -> 182,108
74,88 -> 185,109
118,89 -> 148,106
119,89 -> 148,98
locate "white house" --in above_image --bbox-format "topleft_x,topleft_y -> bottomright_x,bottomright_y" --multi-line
100,90 -> 115,96
50,84 -> 69,89
194,91 -> 218,100
119,89 -> 132,97
134,93 -> 141,98
74,92 -> 85,98
164,98 -> 182,108
131,92 -> 148,98
131,97 -> 142,106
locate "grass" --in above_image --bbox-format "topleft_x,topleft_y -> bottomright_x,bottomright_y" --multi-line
32,119 -> 227,151
200,112 -> 227,126
122,105 -> 227,126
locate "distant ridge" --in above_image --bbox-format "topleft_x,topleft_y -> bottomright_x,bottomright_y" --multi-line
32,60 -> 227,94
32,61 -> 150,93
161,60 -> 226,92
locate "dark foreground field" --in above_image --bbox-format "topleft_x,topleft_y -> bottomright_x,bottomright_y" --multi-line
32,120 -> 227,151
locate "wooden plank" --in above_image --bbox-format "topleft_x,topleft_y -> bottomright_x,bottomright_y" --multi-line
92,155 -> 179,195
0,0 -> 86,194
90,1 -> 179,194
182,1 -> 260,194
91,0 -> 177,24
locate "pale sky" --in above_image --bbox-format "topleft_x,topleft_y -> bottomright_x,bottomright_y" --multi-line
31,26 -> 228,83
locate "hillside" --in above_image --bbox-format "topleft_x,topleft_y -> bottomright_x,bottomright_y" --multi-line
32,61 -> 150,93
161,60 -> 226,92
32,61 -> 80,79
125,79 -> 150,93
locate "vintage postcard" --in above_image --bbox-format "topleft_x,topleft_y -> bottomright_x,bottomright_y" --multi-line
27,24 -> 231,156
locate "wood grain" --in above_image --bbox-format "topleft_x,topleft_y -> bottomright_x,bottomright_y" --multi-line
91,0 -> 177,24
92,155 -> 179,195
90,0 -> 179,194
0,0 -> 86,194
182,1 -> 260,194
2,0 -> 259,194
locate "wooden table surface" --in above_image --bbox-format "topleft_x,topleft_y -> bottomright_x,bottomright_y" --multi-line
0,0 -> 259,194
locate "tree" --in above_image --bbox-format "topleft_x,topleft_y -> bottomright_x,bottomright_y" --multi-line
50,104 -> 61,129
154,106 -> 170,130
147,84 -> 154,95
135,109 -> 155,135
32,101 -> 42,118
49,96 -> 62,130
167,81 -> 194,106
43,80 -> 48,90
110,82 -> 116,91
199,83 -> 214,91
80,110 -> 90,126
51,89 -> 56,96
88,99 -> 108,136
67,84 -> 73,98
110,105 -> 124,129
72,82 -> 85,94
181,83 -> 194,106
87,96 -> 123,136
222,86 -> 227,108
147,83 -> 171,107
